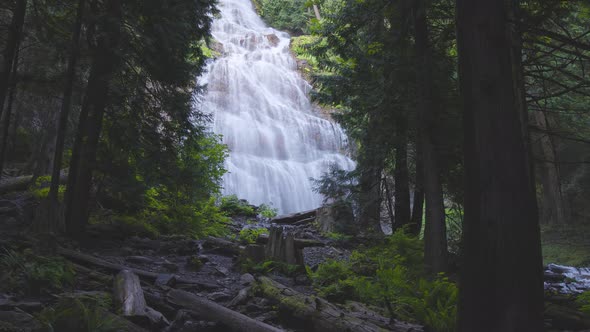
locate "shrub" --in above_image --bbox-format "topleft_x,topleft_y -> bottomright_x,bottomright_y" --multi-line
258,203 -> 278,219
38,295 -> 121,332
1,249 -> 75,295
252,0 -> 311,34
241,259 -> 301,277
238,227 -> 269,244
308,229 -> 457,331
577,291 -> 590,314
220,195 -> 256,217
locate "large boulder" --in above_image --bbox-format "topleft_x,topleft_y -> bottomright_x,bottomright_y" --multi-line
316,202 -> 356,235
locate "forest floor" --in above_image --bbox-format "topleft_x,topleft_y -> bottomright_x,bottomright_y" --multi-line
542,222 -> 590,266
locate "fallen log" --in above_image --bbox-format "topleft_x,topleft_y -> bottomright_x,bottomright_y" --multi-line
166,288 -> 283,332
270,209 -> 316,224
253,276 -> 423,332
58,248 -> 219,289
0,172 -> 68,195
256,234 -> 324,248
202,236 -> 244,256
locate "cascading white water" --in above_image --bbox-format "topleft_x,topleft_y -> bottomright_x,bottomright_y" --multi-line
199,0 -> 355,214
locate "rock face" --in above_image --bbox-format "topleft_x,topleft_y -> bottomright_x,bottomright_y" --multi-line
316,202 -> 356,235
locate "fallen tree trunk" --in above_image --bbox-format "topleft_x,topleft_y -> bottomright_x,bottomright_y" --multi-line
202,236 -> 244,256
254,276 -> 423,332
256,234 -> 324,248
58,248 -> 219,289
0,172 -> 68,195
271,209 -> 316,224
166,288 -> 283,332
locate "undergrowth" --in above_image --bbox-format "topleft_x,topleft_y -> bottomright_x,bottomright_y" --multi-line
308,229 -> 457,332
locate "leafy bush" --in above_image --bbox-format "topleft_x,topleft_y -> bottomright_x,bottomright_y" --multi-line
239,227 -> 269,244
29,175 -> 65,200
38,295 -> 121,332
308,230 -> 457,331
258,203 -> 278,219
220,195 -> 256,217
1,249 -> 75,295
241,259 -> 301,277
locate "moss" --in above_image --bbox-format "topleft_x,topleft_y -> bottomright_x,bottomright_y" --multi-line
541,223 -> 590,266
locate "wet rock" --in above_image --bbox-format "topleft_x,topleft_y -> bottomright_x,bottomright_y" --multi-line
545,271 -> 566,283
265,34 -> 280,47
545,304 -> 590,330
163,260 -> 179,272
240,273 -> 255,285
214,266 -> 229,276
126,256 -> 154,264
0,310 -> 44,332
243,244 -> 265,263
207,291 -> 233,302
155,274 -> 177,287
229,287 -> 251,307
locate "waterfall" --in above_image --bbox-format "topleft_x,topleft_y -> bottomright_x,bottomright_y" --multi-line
199,0 -> 355,214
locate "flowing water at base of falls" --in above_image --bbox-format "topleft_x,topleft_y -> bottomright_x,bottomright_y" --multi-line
200,0 -> 355,214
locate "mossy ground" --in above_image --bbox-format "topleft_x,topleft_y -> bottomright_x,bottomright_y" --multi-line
542,222 -> 590,266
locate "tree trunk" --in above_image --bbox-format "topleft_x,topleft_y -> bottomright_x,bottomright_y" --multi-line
456,0 -> 544,330
65,0 -> 122,238
533,110 -> 568,225
0,0 -> 27,119
0,0 -> 27,177
410,143 -> 424,235
47,0 -> 86,233
413,0 -> 447,274
166,289 -> 283,332
358,114 -> 384,236
393,116 -> 411,230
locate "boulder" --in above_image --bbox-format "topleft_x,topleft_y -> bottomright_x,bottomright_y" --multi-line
265,34 -> 280,47
316,202 -> 356,235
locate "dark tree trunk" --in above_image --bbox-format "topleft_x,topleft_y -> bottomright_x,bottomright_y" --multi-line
65,0 -> 122,238
0,0 -> 27,176
533,110 -> 568,225
413,0 -> 447,274
358,112 -> 385,236
0,0 -> 27,118
393,116 -> 411,230
456,0 -> 544,331
410,142 -> 424,235
47,0 -> 86,232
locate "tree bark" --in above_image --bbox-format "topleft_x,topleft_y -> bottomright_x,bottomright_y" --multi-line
166,289 -> 283,332
0,0 -> 27,119
410,143 -> 424,235
456,0 -> 544,330
533,110 -> 568,225
47,0 -> 86,232
393,116 -> 411,230
65,0 -> 122,238
358,114 -> 385,236
413,0 -> 447,274
0,0 -> 27,177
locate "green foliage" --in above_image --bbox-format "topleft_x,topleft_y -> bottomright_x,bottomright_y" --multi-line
241,259 -> 301,277
258,204 -> 278,219
29,175 -> 65,200
312,164 -> 358,205
238,227 -> 269,244
577,291 -> 590,314
38,295 -> 121,332
324,232 -> 352,242
220,195 -> 256,217
1,249 -> 75,295
308,230 -> 457,330
541,222 -> 590,266
110,215 -> 160,239
252,0 -> 311,34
